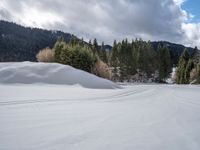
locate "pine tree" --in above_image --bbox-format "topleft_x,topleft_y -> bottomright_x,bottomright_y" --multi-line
136,43 -> 145,72
110,40 -> 119,80
70,35 -> 78,46
158,46 -> 171,82
145,41 -> 157,75
111,40 -> 118,67
176,48 -> 190,84
197,61 -> 200,83
192,46 -> 198,57
92,38 -> 99,54
88,39 -> 92,45
131,40 -> 137,75
118,39 -> 128,80
182,48 -> 190,61
185,59 -> 193,83
54,38 -> 65,63
101,41 -> 104,50
100,42 -> 108,63
80,38 -> 84,46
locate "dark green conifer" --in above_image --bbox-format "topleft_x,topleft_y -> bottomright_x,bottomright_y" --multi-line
158,46 -> 171,82
176,48 -> 191,84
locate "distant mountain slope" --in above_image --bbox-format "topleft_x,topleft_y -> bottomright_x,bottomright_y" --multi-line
0,20 -> 198,64
151,41 -> 197,65
0,20 -> 72,62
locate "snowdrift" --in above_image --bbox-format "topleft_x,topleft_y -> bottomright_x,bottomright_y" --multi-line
0,62 -> 119,89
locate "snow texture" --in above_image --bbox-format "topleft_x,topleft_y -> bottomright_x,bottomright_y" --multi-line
0,62 -> 119,89
0,62 -> 200,150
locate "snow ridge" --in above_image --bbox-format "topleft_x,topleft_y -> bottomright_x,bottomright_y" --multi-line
0,62 -> 119,89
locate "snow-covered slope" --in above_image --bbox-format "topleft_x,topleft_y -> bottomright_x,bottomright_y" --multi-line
0,62 -> 118,89
0,84 -> 200,150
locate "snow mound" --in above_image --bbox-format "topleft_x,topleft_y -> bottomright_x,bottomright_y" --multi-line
0,62 -> 119,89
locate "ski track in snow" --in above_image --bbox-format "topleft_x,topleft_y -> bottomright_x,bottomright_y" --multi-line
0,84 -> 200,150
0,87 -> 148,106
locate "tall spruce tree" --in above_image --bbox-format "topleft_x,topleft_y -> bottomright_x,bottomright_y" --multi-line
131,40 -> 137,75
118,39 -> 128,80
88,39 -> 92,45
158,46 -> 171,82
110,40 -> 118,67
185,59 -> 193,83
110,40 -> 119,79
196,60 -> 200,83
54,38 -> 65,63
176,48 -> 190,84
100,42 -> 108,63
70,35 -> 79,46
92,38 -> 99,54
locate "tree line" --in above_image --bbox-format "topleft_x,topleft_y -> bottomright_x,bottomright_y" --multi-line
37,37 -> 112,80
37,37 -> 175,83
36,37 -> 200,84
109,39 -> 172,82
176,48 -> 200,84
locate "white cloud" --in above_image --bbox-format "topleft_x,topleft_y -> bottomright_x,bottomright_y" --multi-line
173,0 -> 187,6
182,23 -> 200,47
0,0 -> 200,48
20,5 -> 63,28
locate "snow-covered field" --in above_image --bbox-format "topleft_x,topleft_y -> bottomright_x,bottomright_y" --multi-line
0,62 -> 200,150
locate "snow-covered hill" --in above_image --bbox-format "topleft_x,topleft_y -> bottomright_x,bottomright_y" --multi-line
0,62 -> 119,89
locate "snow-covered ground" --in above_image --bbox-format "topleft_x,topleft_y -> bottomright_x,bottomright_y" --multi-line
0,62 -> 200,150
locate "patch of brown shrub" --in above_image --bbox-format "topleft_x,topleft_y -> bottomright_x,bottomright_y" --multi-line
190,68 -> 197,82
92,60 -> 112,80
36,47 -> 55,62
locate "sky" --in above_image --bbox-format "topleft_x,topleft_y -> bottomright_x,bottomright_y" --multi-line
0,0 -> 200,48
182,0 -> 200,23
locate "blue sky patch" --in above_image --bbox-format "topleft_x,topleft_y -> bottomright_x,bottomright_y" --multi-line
182,0 -> 200,23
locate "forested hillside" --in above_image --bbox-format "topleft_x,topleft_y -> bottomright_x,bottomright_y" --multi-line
151,41 -> 197,65
0,20 -> 198,63
0,20 -> 72,61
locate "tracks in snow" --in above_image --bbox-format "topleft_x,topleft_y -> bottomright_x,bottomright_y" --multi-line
0,87 -> 152,106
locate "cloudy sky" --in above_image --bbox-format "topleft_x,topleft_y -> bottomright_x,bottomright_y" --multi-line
0,0 -> 200,47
